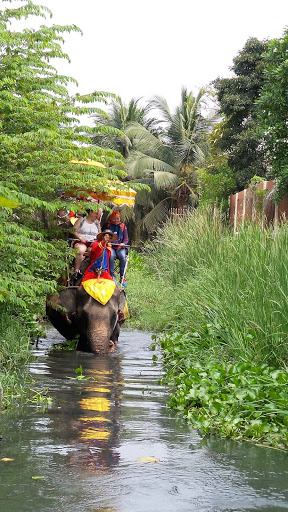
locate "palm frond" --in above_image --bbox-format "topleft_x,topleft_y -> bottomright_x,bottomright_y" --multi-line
126,152 -> 175,179
150,95 -> 173,124
141,198 -> 170,232
134,186 -> 154,206
118,204 -> 135,222
153,171 -> 179,191
125,122 -> 174,162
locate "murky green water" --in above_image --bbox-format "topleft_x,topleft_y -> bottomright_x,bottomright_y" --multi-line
0,328 -> 288,511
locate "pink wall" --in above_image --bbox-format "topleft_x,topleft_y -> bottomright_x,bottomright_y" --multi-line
229,180 -> 288,232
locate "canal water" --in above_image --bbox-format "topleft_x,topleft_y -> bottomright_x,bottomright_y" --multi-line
0,328 -> 288,512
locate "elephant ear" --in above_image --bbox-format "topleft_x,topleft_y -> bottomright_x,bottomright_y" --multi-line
46,287 -> 79,341
59,287 -> 78,317
119,289 -> 126,311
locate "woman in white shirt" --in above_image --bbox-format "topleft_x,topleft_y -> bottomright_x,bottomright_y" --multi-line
72,208 -> 102,278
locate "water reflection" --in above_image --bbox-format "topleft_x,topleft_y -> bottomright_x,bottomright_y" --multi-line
77,363 -> 123,470
1,329 -> 288,512
42,353 -> 125,472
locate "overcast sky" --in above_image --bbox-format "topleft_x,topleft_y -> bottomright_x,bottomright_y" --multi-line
19,0 -> 288,110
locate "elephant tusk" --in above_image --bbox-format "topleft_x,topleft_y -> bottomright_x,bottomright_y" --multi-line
109,340 -> 115,353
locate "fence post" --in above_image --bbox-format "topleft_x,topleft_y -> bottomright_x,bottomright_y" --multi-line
242,189 -> 246,227
274,203 -> 279,232
261,181 -> 268,230
234,193 -> 238,234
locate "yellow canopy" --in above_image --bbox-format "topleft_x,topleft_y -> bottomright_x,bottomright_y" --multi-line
65,160 -> 136,207
88,181 -> 136,207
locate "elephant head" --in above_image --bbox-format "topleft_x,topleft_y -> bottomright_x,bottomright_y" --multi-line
47,285 -> 127,355
76,285 -> 126,354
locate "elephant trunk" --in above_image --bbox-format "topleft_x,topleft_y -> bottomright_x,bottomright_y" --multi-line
87,324 -> 112,355
76,287 -> 120,355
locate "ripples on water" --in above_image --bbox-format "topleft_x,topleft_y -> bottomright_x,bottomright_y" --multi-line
0,328 -> 288,511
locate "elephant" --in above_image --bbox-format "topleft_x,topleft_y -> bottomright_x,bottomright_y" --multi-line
46,283 -> 127,355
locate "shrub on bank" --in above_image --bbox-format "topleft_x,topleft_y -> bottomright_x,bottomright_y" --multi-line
0,306 -> 36,409
130,209 -> 288,367
128,209 -> 288,449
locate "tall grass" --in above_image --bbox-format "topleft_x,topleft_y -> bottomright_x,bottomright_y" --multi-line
129,209 -> 288,367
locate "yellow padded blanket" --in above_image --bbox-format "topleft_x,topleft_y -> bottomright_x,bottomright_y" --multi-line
82,278 -> 116,305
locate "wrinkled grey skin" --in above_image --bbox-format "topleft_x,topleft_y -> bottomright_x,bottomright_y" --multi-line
46,285 -> 127,355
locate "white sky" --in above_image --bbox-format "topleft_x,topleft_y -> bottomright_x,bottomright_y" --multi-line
11,0 -> 288,111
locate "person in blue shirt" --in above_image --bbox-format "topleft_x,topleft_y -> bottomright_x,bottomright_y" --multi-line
102,210 -> 129,286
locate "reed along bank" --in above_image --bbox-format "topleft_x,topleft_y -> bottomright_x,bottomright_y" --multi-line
128,209 -> 288,450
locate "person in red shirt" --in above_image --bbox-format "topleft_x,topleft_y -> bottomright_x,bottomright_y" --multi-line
82,230 -> 117,283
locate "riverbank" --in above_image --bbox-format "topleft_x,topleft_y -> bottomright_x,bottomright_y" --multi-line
0,306 -> 37,410
127,209 -> 288,450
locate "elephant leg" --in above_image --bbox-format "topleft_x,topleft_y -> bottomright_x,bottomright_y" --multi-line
110,322 -> 120,346
109,293 -> 127,349
76,335 -> 91,352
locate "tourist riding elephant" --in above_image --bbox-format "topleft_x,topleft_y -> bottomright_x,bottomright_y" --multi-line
46,284 -> 127,354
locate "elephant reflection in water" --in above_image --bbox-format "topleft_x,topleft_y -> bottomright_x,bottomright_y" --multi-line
48,354 -> 124,471
76,361 -> 123,470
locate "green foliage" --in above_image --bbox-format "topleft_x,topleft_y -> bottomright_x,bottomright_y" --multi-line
67,365 -> 94,382
52,338 -> 78,351
214,37 -> 268,190
197,153 -> 235,209
130,209 -> 288,366
0,0 -> 125,313
159,333 -> 288,449
129,211 -> 288,447
247,176 -> 269,213
127,249 -> 145,271
0,0 -> 128,408
196,125 -> 236,207
257,28 -> 288,197
27,388 -> 52,409
0,305 -> 35,409
126,251 -> 170,330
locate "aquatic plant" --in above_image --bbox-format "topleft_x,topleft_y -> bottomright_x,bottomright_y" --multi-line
158,331 -> 288,449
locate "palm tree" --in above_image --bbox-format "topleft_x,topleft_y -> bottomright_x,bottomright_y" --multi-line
124,87 -> 218,231
92,96 -> 156,158
90,89 -> 217,241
